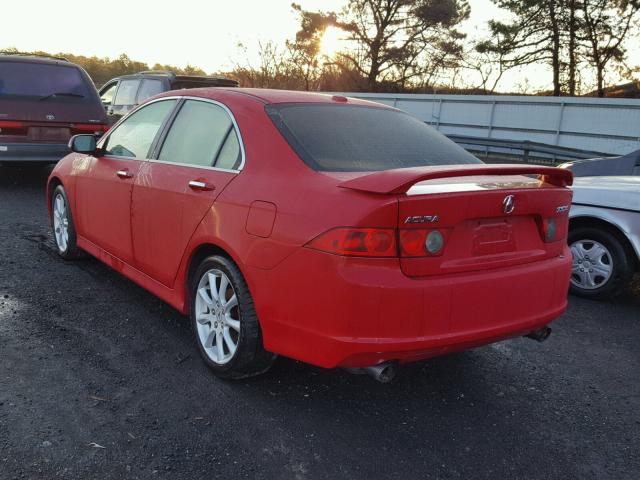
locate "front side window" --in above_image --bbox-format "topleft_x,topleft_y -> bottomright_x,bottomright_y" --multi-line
158,100 -> 242,169
266,103 -> 481,172
99,82 -> 118,105
137,79 -> 164,103
113,79 -> 140,106
0,61 -> 91,100
103,100 -> 176,158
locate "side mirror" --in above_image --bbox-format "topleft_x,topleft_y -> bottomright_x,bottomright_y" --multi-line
69,134 -> 98,154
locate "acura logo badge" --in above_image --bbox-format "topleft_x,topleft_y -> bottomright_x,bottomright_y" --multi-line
503,195 -> 515,214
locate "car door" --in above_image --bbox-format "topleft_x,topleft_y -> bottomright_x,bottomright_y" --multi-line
131,98 -> 243,287
75,99 -> 178,265
108,78 -> 140,123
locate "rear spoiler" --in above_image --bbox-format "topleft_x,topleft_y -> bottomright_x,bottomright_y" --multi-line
338,164 -> 573,194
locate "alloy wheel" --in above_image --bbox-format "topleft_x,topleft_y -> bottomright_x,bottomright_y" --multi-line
53,193 -> 69,253
194,269 -> 241,364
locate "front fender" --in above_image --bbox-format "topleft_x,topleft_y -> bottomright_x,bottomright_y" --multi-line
46,152 -> 88,225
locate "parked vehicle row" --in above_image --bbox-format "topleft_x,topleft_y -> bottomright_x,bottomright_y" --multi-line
4,53 -> 636,382
1,53 -> 238,164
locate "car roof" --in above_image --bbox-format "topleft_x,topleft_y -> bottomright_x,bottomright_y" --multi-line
0,53 -> 72,66
157,87 -> 394,108
115,71 -> 237,85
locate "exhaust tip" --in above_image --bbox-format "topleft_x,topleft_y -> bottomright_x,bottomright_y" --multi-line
363,361 -> 398,383
525,326 -> 552,343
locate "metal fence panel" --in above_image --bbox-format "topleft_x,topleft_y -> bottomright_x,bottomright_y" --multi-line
338,93 -> 640,156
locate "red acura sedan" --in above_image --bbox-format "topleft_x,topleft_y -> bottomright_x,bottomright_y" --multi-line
47,88 -> 573,381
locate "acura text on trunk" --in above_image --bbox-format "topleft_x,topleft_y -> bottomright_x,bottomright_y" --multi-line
0,54 -> 108,165
47,89 -> 573,382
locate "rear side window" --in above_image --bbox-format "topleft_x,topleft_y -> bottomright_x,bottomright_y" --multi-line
215,130 -> 241,170
266,104 -> 481,172
103,99 -> 176,158
158,99 -> 242,169
137,79 -> 164,103
113,79 -> 139,106
0,61 -> 91,100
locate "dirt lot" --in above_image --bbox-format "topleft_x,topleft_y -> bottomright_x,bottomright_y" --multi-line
1,165 -> 639,480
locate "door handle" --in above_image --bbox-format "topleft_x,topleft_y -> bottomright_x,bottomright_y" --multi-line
116,169 -> 133,179
188,180 -> 215,191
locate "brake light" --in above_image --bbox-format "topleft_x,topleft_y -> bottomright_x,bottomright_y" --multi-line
308,227 -> 449,258
307,228 -> 397,257
399,229 -> 447,257
0,121 -> 25,129
0,120 -> 27,135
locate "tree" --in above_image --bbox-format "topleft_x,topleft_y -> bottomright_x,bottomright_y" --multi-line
482,0 -> 569,96
482,0 -> 640,96
151,63 -> 207,76
286,4 -> 338,90
326,0 -> 470,91
461,43 -> 510,94
567,0 -> 579,95
580,0 -> 640,97
0,48 -> 222,87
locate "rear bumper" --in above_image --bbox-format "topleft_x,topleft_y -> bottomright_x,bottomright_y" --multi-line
254,246 -> 572,368
0,142 -> 70,163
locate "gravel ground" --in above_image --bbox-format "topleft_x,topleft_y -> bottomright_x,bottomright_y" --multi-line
1,165 -> 639,480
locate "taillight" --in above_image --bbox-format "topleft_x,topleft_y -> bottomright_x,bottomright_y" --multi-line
307,228 -> 397,257
71,123 -> 109,135
308,227 -> 450,258
399,229 -> 447,257
0,120 -> 27,135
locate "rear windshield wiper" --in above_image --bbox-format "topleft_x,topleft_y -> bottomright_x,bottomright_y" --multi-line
39,92 -> 85,101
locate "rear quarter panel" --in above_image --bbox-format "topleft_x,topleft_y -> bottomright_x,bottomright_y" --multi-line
570,204 -> 640,261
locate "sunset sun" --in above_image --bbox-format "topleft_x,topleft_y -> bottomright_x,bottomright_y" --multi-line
319,26 -> 346,58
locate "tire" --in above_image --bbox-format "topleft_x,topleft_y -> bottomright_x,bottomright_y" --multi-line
190,255 -> 274,379
568,226 -> 634,300
51,185 -> 81,259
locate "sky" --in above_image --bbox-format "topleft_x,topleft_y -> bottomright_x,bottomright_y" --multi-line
1,0 -> 635,92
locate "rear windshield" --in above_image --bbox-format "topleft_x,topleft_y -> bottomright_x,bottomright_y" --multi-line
0,61 -> 92,100
266,103 -> 481,172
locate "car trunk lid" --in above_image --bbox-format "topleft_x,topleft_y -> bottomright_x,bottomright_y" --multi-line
0,99 -> 107,141
339,164 -> 573,277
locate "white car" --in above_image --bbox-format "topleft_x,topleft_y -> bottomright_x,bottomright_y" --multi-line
569,176 -> 640,299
